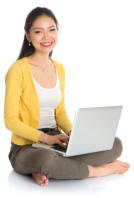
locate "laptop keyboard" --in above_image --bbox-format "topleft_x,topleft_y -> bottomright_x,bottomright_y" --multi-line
53,144 -> 67,153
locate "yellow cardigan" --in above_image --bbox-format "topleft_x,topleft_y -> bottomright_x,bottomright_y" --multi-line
4,57 -> 72,145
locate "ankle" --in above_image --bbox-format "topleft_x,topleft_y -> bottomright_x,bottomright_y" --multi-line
88,165 -> 96,177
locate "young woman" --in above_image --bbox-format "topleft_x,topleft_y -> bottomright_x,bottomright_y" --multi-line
4,7 -> 130,186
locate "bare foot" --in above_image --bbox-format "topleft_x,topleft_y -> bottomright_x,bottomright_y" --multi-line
32,173 -> 49,186
88,160 -> 130,177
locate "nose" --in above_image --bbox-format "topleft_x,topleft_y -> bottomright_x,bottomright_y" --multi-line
42,31 -> 50,41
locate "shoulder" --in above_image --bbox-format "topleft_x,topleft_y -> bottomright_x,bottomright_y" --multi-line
7,57 -> 27,71
5,57 -> 27,81
51,59 -> 65,73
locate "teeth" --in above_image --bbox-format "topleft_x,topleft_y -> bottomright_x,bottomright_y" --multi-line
42,43 -> 51,46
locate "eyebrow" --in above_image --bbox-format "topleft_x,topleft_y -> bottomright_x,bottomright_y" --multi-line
32,25 -> 56,30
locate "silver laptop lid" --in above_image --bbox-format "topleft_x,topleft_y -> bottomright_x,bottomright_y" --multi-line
66,106 -> 123,157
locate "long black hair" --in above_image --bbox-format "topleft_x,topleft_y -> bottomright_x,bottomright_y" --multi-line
17,7 -> 59,60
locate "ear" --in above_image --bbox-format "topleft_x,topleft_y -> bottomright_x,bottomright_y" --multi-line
25,32 -> 31,42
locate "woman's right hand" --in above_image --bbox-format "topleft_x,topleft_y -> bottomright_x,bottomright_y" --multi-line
39,133 -> 69,148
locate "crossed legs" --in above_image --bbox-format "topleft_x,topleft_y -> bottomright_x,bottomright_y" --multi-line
9,137 -> 130,186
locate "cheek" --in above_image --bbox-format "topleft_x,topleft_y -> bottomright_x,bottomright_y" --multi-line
53,33 -> 58,43
31,35 -> 41,43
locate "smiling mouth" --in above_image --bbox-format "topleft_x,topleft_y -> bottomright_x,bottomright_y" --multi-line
40,42 -> 53,47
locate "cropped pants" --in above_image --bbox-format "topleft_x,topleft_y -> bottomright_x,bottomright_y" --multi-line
9,127 -> 123,180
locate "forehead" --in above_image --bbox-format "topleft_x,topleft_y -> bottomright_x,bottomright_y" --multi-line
31,15 -> 56,29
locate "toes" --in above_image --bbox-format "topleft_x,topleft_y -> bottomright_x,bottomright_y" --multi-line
119,169 -> 127,174
125,163 -> 130,168
41,179 -> 49,186
44,178 -> 49,185
42,175 -> 48,180
119,167 -> 129,174
123,164 -> 130,169
38,179 -> 48,186
116,161 -> 130,169
122,162 -> 130,169
32,173 -> 49,186
39,175 -> 49,186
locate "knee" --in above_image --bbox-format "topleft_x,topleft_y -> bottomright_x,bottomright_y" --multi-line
113,137 -> 123,158
34,149 -> 55,162
34,149 -> 58,167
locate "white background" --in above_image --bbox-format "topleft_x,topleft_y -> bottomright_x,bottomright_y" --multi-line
0,0 -> 134,197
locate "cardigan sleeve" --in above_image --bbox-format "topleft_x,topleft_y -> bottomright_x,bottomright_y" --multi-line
4,63 -> 43,142
55,64 -> 72,134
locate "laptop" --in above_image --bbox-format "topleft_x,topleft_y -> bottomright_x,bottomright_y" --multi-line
32,106 -> 123,157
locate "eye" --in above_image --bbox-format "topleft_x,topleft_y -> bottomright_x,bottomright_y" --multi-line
50,28 -> 56,31
35,31 -> 41,34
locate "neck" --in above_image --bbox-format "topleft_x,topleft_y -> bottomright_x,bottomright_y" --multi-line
29,51 -> 51,66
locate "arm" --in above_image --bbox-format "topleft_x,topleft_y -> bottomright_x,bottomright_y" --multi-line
55,64 -> 72,135
4,63 -> 43,143
68,130 -> 72,136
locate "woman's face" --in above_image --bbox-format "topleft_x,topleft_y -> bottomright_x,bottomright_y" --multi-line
26,15 -> 58,55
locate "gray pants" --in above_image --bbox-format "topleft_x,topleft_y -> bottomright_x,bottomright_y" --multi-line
9,128 -> 123,180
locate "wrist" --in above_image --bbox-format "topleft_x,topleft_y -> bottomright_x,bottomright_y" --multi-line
39,133 -> 48,143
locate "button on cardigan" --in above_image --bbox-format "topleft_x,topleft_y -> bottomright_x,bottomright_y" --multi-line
4,57 -> 72,145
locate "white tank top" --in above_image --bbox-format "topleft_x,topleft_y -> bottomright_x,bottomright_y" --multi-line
33,70 -> 62,129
